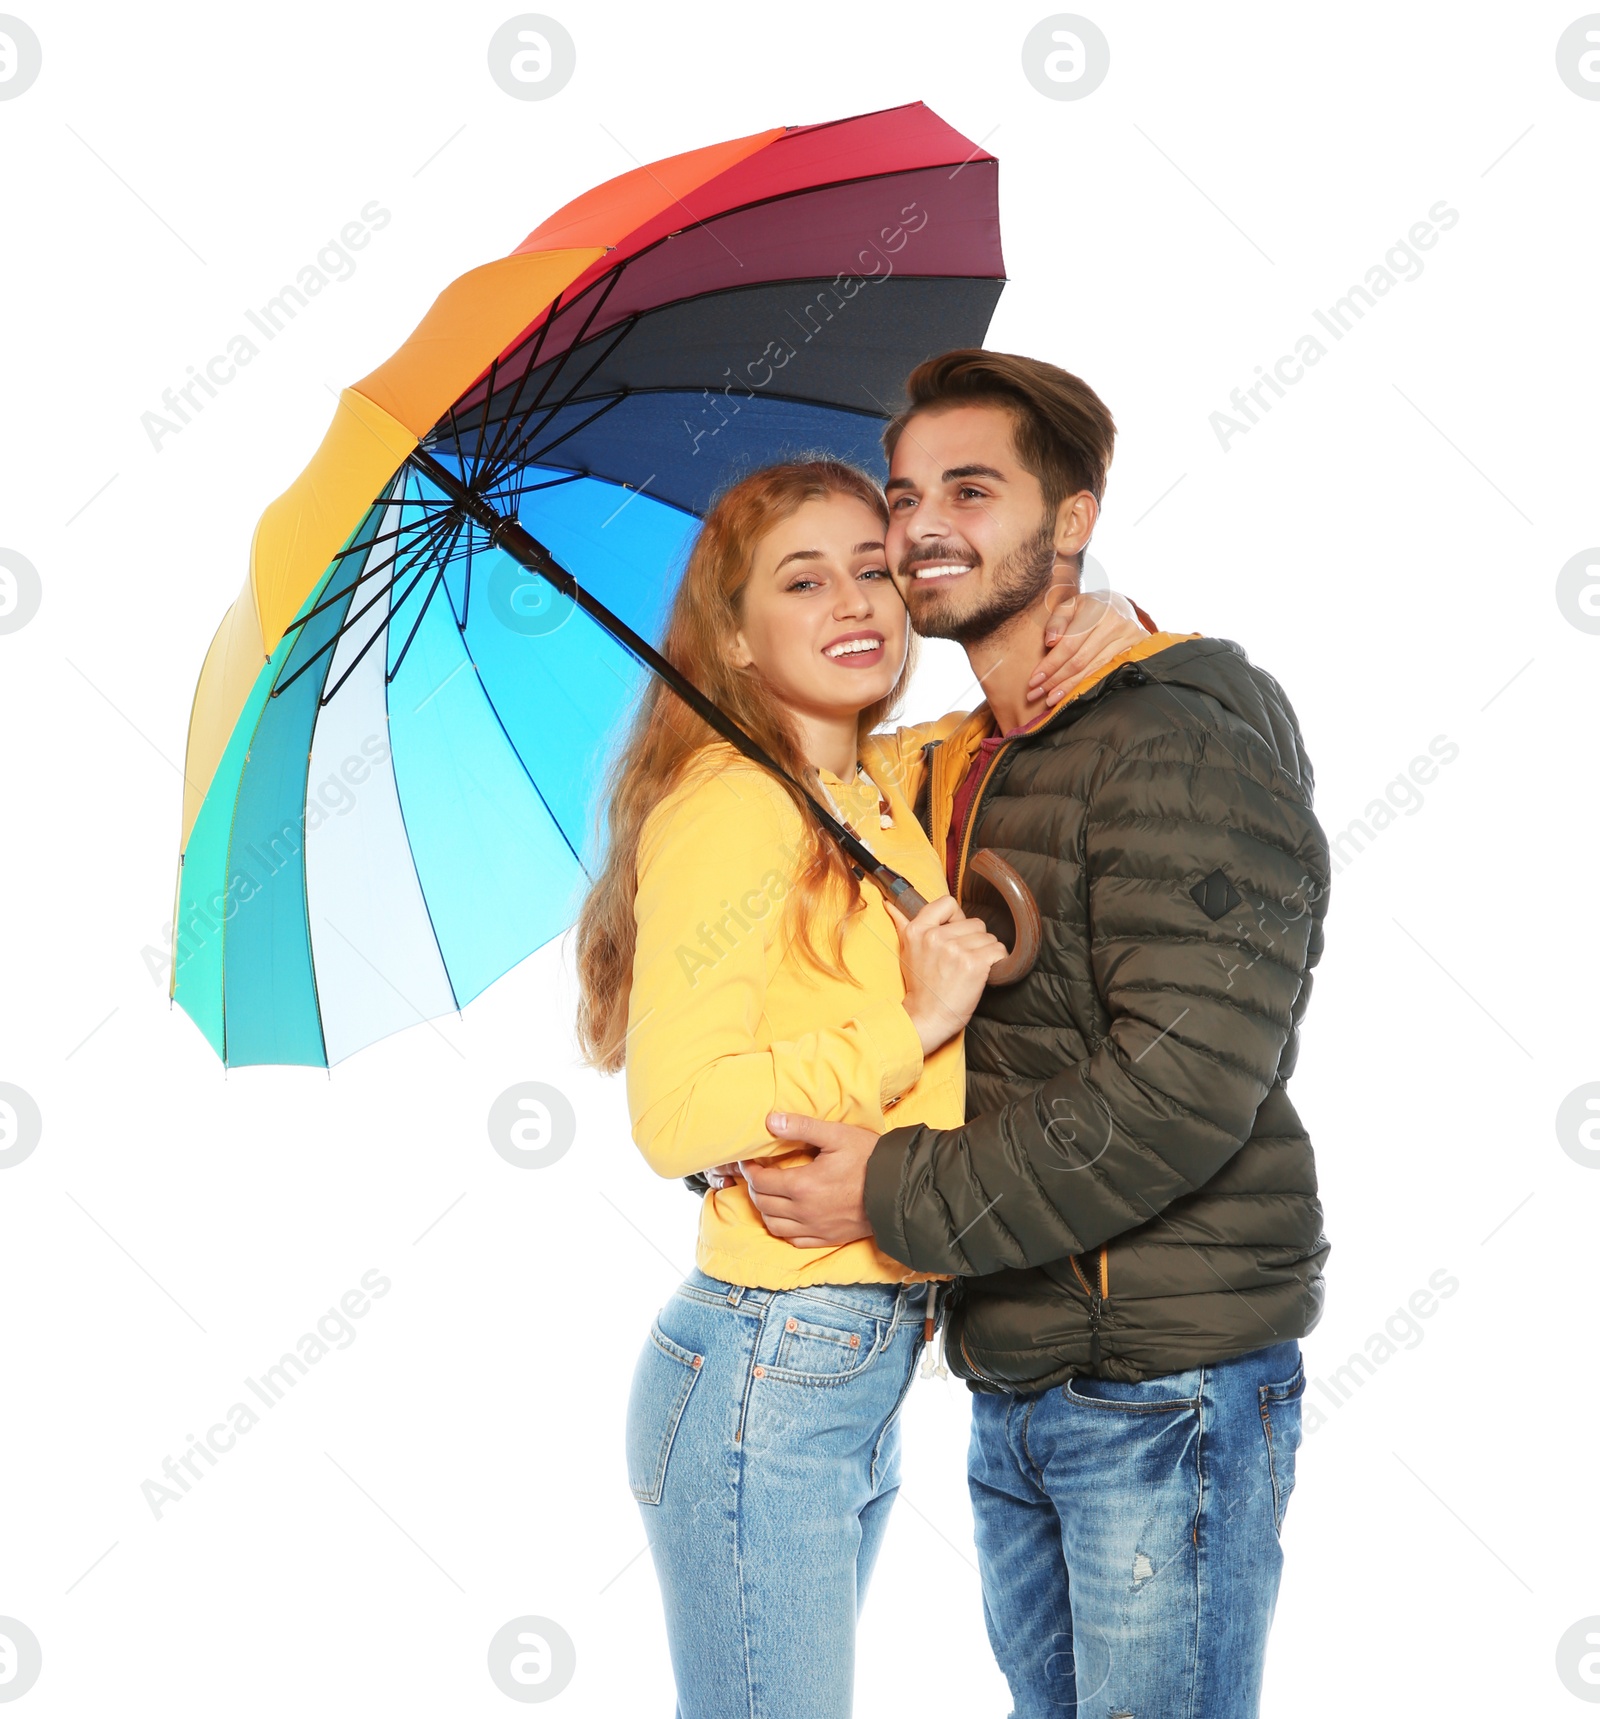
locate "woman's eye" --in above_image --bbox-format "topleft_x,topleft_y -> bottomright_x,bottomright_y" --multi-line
859,566 -> 891,580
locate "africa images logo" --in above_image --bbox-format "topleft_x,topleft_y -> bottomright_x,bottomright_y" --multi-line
1209,201 -> 1460,452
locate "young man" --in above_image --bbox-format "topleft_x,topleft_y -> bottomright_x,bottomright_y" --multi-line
742,350 -> 1332,1718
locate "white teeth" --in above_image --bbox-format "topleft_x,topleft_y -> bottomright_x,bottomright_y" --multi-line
912,562 -> 973,579
823,637 -> 882,658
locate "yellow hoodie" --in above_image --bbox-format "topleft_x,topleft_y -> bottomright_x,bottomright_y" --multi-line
625,724 -> 963,1289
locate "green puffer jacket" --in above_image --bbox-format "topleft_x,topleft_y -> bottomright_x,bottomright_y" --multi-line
864,636 -> 1332,1390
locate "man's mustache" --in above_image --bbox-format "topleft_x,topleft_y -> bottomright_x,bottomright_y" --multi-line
897,539 -> 981,580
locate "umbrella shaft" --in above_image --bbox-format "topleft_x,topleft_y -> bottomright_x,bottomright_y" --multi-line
407,449 -> 928,917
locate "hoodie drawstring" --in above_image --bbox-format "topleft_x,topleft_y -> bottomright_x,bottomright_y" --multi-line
919,1281 -> 949,1379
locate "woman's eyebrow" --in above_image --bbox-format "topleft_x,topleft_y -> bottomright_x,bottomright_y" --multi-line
773,541 -> 885,572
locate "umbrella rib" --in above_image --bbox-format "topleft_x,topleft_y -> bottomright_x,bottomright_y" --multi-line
317,495 -> 457,636
434,577 -> 592,879
482,470 -> 588,515
316,553 -> 436,707
325,506 -> 459,571
384,566 -> 448,685
323,510 -> 466,702
479,313 -> 640,491
470,359 -> 498,490
469,347 -> 523,483
385,549 -> 592,879
307,508 -> 463,617
475,266 -> 1002,492
519,393 -> 627,469
469,281 -> 570,479
384,508 -> 474,688
524,265 -> 624,407
475,265 -> 626,486
445,395 -> 475,493
275,502 -> 462,700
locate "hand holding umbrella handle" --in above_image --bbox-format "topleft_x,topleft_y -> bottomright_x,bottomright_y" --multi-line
965,848 -> 1041,985
870,852 -> 1040,986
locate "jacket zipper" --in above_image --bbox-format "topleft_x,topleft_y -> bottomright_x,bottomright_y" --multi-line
948,668 -> 1137,1384
1069,1246 -> 1111,1372
948,667 -> 1146,896
951,740 -> 1011,898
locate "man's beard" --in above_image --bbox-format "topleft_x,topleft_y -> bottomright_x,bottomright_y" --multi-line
900,516 -> 1060,646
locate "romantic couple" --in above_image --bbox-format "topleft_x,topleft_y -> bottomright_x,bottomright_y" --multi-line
573,348 -> 1332,1718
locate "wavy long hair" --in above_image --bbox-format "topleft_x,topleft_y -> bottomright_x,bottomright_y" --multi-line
574,460 -> 914,1073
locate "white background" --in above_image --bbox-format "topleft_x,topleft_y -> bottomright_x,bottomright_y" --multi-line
2,2 -> 1598,1713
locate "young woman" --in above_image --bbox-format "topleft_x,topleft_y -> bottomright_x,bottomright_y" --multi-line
573,459 -> 1086,1719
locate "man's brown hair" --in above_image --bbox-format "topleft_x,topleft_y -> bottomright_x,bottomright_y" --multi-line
883,349 -> 1117,514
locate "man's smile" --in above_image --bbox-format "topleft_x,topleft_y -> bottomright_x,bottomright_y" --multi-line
908,557 -> 976,581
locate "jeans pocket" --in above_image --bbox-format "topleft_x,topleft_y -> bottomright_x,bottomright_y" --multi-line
768,1303 -> 886,1384
1063,1369 -> 1202,1413
1258,1356 -> 1306,1535
625,1317 -> 703,1505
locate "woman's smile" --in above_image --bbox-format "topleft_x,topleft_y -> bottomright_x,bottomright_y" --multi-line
821,628 -> 886,666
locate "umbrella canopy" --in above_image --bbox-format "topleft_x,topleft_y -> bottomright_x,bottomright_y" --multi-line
172,102 -> 1006,1068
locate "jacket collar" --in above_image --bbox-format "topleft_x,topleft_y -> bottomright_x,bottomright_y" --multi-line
929,630 -> 1199,864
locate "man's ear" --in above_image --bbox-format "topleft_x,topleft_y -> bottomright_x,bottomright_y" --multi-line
1054,490 -> 1099,561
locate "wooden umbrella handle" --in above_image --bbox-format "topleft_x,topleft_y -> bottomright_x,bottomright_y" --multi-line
871,851 -> 1040,986
965,848 -> 1042,985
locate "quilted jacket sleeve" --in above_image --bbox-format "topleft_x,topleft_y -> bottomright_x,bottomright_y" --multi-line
863,713 -> 1331,1275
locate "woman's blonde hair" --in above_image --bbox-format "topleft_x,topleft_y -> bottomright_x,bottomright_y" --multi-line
573,459 -> 914,1073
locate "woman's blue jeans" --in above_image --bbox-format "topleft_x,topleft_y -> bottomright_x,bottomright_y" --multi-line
626,1267 -> 927,1719
968,1338 -> 1307,1718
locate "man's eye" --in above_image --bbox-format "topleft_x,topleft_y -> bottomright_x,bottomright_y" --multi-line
957,485 -> 986,500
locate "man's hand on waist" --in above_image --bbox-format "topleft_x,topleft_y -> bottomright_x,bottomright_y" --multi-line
741,1112 -> 879,1247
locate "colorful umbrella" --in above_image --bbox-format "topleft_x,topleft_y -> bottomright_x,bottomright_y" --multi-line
172,102 -> 1007,1068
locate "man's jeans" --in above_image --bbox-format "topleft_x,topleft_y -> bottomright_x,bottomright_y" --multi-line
968,1338 -> 1305,1719
626,1267 -> 926,1719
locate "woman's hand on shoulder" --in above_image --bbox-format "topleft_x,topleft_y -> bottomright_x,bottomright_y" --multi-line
1029,589 -> 1148,708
